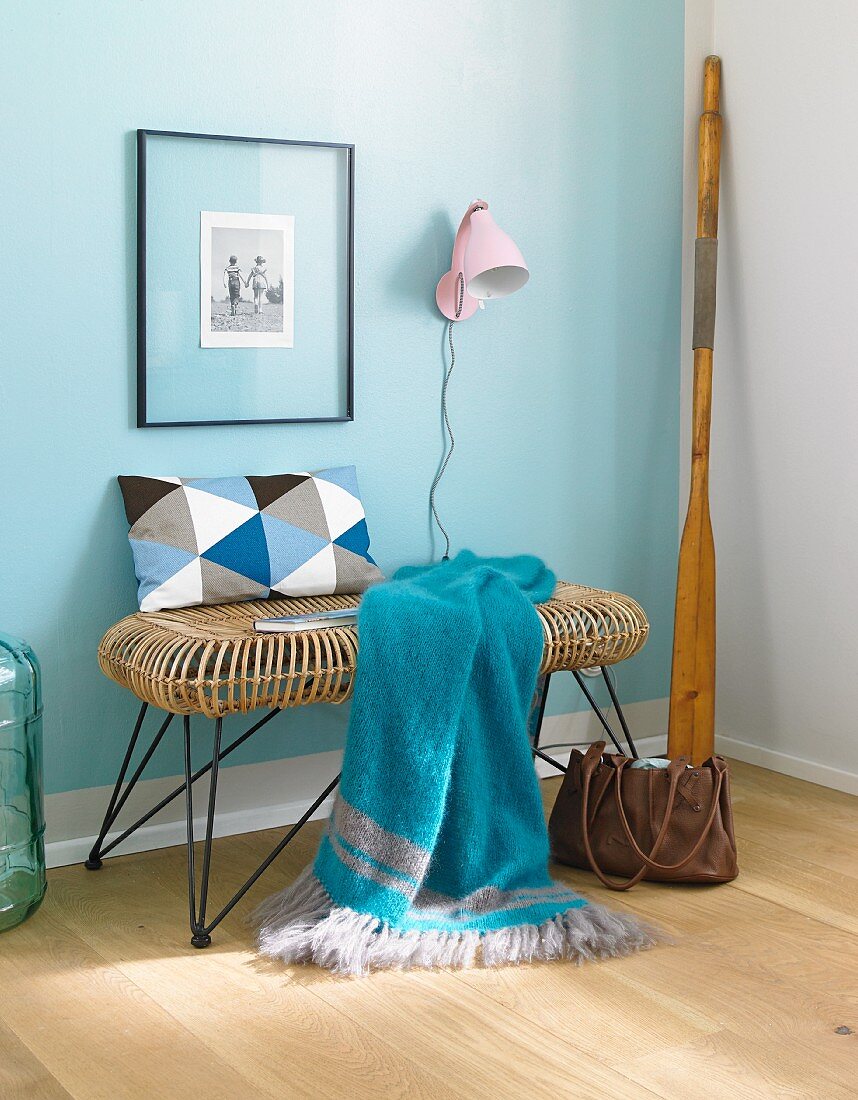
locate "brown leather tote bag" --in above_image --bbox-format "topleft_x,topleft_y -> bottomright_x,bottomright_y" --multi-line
548,742 -> 738,890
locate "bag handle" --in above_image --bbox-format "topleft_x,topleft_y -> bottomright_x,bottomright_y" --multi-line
612,756 -> 725,874
581,741 -> 614,824
578,744 -> 686,891
577,747 -> 726,890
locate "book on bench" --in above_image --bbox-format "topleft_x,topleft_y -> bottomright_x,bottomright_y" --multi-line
253,606 -> 359,633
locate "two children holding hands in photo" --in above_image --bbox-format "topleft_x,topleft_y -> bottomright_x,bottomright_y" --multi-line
222,254 -> 269,316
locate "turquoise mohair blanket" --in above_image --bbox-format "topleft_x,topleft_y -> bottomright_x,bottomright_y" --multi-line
256,551 -> 655,974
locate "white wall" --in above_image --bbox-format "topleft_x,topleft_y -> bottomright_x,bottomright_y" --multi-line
683,1 -> 858,792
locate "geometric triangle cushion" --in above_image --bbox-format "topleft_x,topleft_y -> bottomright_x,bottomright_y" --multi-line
118,466 -> 384,612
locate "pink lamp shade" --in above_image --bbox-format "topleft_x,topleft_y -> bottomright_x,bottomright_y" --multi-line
465,208 -> 529,300
436,200 -> 529,321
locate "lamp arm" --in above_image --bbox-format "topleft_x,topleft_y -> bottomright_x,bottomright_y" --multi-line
449,200 -> 489,286
436,199 -> 488,322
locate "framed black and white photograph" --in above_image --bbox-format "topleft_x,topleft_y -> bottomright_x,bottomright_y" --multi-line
137,129 -> 354,427
200,211 -> 294,349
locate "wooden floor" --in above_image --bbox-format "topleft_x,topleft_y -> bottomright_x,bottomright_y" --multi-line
1,760 -> 856,1099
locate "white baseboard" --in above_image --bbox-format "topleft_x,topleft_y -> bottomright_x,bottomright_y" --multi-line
538,722 -> 858,795
45,698 -> 670,869
45,749 -> 343,869
45,699 -> 858,871
716,734 -> 858,796
47,697 -> 855,870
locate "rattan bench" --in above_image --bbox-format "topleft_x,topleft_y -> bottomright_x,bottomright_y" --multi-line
88,583 -> 648,947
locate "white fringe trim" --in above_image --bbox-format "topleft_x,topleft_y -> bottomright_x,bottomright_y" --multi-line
254,869 -> 661,977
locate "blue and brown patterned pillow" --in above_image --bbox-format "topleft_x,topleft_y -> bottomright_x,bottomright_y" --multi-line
118,466 -> 383,612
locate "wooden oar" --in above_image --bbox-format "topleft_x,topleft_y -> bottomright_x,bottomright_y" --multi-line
667,56 -> 722,766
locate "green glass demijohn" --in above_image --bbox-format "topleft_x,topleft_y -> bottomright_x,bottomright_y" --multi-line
0,633 -> 46,931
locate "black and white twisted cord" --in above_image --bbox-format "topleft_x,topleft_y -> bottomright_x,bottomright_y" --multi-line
429,273 -> 464,560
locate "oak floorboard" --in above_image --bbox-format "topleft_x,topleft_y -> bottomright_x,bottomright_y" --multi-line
0,1017 -> 73,1100
614,1026 -> 855,1100
727,836 -> 858,935
0,907 -> 255,1100
50,866 -> 459,1100
0,759 -> 853,1098
141,826 -> 654,1099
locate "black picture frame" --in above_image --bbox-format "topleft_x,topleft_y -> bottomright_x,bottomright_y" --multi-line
136,128 -> 355,428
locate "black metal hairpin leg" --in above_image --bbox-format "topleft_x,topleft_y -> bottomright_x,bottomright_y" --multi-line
184,714 -> 221,948
85,703 -> 176,869
572,671 -> 628,756
86,706 -> 286,867
183,710 -> 341,948
530,666 -> 639,775
600,665 -> 638,759
84,703 -> 341,949
533,745 -> 568,774
528,674 -> 551,750
530,674 -> 567,773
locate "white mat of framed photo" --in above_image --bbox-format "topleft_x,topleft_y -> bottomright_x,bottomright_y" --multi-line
199,211 -> 295,350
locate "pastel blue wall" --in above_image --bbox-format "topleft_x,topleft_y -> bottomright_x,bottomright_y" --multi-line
0,1 -> 684,796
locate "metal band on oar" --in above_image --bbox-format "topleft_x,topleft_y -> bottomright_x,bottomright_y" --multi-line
693,237 -> 718,351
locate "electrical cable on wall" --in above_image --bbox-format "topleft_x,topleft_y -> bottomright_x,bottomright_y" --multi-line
429,273 -> 464,560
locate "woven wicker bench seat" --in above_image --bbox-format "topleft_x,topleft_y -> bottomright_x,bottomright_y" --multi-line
90,580 -> 648,948
98,582 -> 648,719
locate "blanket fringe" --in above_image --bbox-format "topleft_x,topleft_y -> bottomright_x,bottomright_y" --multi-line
255,869 -> 660,977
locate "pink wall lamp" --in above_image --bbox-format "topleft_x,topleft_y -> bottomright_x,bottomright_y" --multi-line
429,200 -> 529,560
435,200 -> 529,321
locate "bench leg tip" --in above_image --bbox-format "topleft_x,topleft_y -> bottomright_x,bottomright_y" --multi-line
191,932 -> 212,949
84,857 -> 103,871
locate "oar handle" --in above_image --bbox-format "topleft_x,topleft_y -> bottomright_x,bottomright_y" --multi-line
697,56 -> 722,240
703,54 -> 721,113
